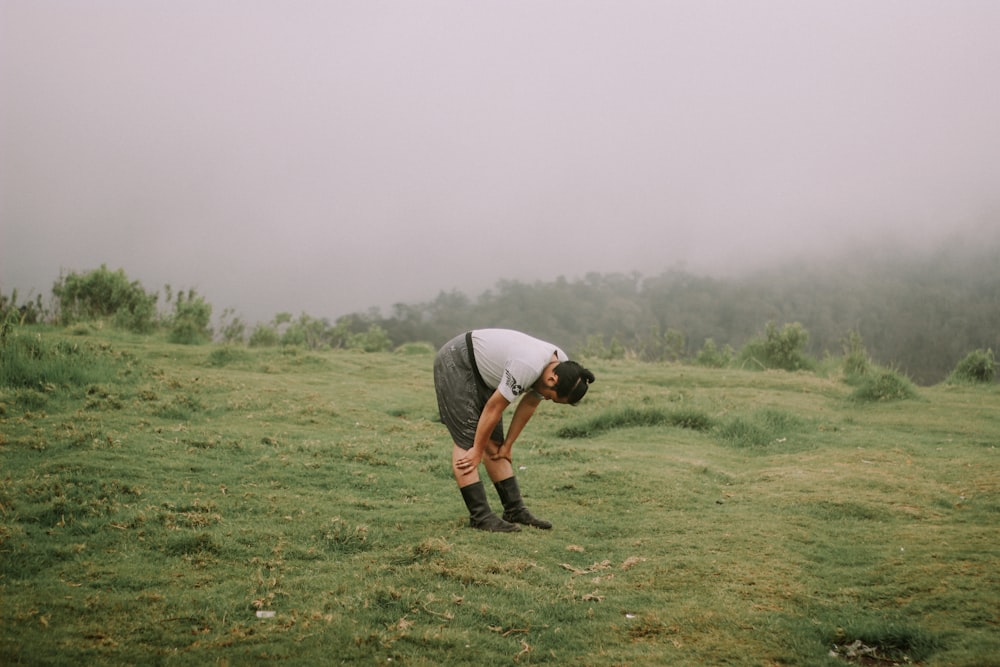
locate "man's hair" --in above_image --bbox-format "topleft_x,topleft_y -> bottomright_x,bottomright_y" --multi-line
554,361 -> 596,405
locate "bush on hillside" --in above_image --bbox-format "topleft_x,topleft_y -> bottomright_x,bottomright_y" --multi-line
947,348 -> 996,384
348,324 -> 392,352
738,321 -> 816,372
167,289 -> 213,345
280,313 -> 336,349
841,330 -> 874,384
248,323 -> 280,347
578,334 -> 627,361
52,265 -> 157,333
849,369 -> 918,402
696,338 -> 734,368
638,326 -> 686,362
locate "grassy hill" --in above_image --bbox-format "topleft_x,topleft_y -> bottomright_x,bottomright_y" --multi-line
1,328 -> 998,666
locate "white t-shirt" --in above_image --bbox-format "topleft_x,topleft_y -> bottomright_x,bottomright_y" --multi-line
470,329 -> 568,402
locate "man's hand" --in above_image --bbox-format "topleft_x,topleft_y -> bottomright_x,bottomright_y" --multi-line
455,446 -> 483,476
489,441 -> 512,464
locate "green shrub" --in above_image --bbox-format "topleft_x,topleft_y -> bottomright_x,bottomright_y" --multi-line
248,323 -> 280,348
167,290 -> 213,345
849,369 -> 918,402
695,337 -> 734,368
738,321 -> 816,372
578,335 -> 627,361
947,348 -> 996,384
639,326 -> 685,362
280,313 -> 340,349
348,324 -> 392,352
841,330 -> 873,384
0,289 -> 46,325
52,265 -> 157,333
578,334 -> 609,360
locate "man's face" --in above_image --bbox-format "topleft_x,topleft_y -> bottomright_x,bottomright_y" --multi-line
533,370 -> 570,403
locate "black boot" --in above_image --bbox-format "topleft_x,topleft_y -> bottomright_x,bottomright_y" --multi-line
494,477 -> 552,529
460,481 -> 520,532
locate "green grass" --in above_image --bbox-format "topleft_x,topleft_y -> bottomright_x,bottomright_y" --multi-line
1,329 -> 998,665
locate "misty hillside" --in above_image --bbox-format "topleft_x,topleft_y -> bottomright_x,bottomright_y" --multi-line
359,239 -> 999,385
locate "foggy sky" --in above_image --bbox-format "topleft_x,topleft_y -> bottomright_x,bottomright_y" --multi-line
2,1 -> 999,325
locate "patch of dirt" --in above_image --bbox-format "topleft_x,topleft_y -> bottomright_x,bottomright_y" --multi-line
829,640 -> 918,666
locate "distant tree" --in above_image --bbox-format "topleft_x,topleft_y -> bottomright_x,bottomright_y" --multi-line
280,313 -> 324,348
217,308 -> 247,344
634,325 -> 685,362
0,289 -> 46,326
578,334 -> 609,360
248,323 -> 280,347
607,336 -> 626,360
348,323 -> 392,352
168,289 -> 212,344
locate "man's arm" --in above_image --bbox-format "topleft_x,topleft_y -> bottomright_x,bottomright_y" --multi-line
491,390 -> 542,462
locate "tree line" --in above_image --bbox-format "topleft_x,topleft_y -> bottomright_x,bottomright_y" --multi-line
362,240 -> 999,385
2,238 -> 997,385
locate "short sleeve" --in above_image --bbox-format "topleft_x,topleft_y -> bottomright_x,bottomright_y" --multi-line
498,360 -> 542,402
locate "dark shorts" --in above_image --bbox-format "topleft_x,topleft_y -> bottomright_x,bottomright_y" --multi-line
434,333 -> 503,449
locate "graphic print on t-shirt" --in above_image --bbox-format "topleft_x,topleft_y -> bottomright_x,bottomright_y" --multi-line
504,369 -> 525,397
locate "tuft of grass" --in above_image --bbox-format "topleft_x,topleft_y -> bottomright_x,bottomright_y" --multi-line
556,406 -> 713,438
206,345 -> 251,367
0,330 -> 130,391
8,388 -> 49,411
164,532 -> 223,557
152,394 -> 204,420
848,368 -> 919,402
714,408 -> 806,450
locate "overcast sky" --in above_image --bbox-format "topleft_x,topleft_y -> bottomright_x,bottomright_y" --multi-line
2,1 -> 999,324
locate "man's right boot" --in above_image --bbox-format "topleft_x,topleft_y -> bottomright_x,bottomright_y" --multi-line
460,481 -> 521,532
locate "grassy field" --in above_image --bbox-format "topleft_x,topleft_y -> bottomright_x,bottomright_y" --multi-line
1,328 -> 998,666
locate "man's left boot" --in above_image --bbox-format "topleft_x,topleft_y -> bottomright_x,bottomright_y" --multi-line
494,476 -> 552,529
